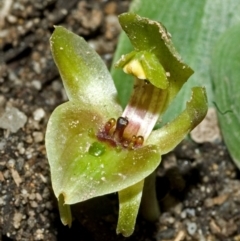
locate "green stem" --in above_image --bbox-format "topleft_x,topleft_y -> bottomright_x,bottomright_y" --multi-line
140,171 -> 160,222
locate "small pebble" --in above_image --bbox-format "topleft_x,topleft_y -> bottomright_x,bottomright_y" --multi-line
51,80 -> 62,92
105,15 -> 121,39
0,106 -> 27,133
187,222 -> 197,235
13,212 -> 23,229
11,168 -> 22,186
29,193 -> 36,200
35,193 -> 42,201
31,80 -> 42,90
0,95 -> 6,108
156,228 -> 176,240
104,2 -> 117,14
7,159 -> 15,168
0,172 -> 4,181
180,210 -> 187,219
33,131 -> 44,143
185,208 -> 196,217
191,108 -> 222,143
30,201 -> 38,208
17,143 -> 25,155
0,195 -> 7,206
6,15 -> 17,23
0,139 -> 7,150
33,108 -> 45,121
35,229 -> 44,240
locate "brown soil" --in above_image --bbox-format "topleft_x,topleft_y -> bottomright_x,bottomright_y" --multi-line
0,1 -> 240,241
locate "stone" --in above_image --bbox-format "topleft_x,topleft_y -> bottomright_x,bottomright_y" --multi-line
0,106 -> 27,133
13,212 -> 23,229
33,108 -> 45,121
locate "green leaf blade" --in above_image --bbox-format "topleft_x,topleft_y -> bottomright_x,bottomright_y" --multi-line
211,23 -> 240,169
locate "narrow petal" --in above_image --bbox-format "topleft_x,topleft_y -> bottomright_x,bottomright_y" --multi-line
58,193 -> 72,227
115,51 -> 169,89
146,87 -> 208,154
46,101 -> 161,205
141,51 -> 168,89
50,26 -> 121,114
117,180 -> 144,237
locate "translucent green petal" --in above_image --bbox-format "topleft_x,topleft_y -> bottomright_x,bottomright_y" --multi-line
50,26 -> 121,114
117,180 -> 144,237
141,51 -> 168,89
115,51 -> 168,89
46,101 -> 161,205
58,193 -> 72,227
146,87 -> 207,154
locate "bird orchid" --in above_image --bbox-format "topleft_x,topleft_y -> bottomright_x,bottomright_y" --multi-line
45,13 -> 207,237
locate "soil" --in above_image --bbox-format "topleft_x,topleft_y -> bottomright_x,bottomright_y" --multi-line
0,1 -> 240,241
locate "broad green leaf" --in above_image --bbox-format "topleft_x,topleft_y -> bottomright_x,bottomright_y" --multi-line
111,0 -> 240,123
51,26 -> 121,115
211,23 -> 240,169
46,101 -> 161,204
146,87 -> 207,154
117,180 -> 144,237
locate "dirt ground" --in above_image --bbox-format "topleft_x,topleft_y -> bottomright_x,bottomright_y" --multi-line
0,1 -> 240,241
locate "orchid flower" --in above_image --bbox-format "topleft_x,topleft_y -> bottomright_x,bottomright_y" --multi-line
45,13 -> 207,237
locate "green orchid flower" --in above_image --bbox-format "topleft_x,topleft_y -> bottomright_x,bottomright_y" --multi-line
45,13 -> 207,237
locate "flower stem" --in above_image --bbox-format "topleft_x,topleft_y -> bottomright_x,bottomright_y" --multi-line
140,171 -> 160,221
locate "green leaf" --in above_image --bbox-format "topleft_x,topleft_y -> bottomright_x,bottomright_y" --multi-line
146,87 -> 208,154
111,0 -> 240,122
50,26 -> 121,115
211,23 -> 240,169
46,101 -> 161,204
117,180 -> 144,237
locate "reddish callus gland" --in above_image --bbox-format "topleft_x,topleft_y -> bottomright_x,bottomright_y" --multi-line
98,117 -> 144,150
